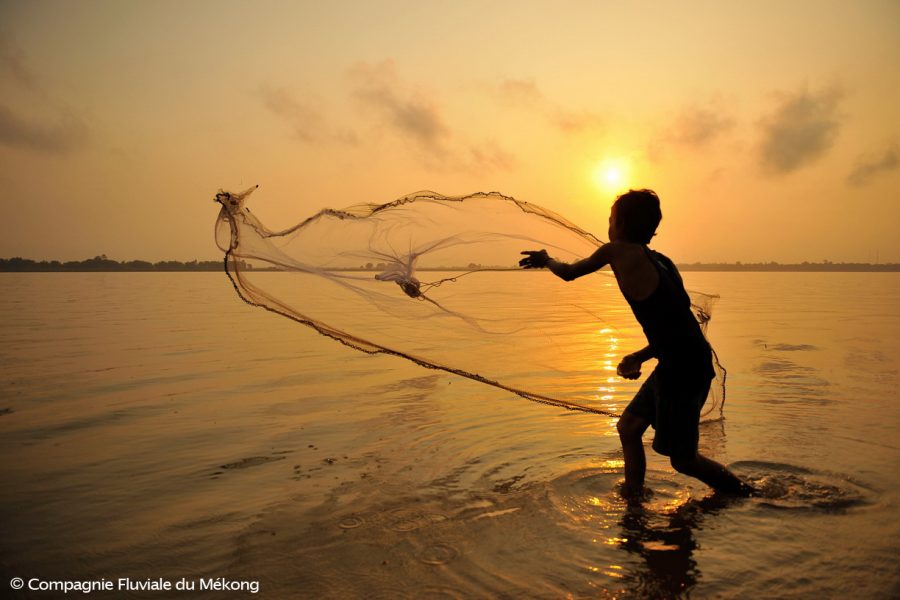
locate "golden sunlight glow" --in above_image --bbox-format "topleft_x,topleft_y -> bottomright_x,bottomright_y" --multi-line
592,158 -> 630,194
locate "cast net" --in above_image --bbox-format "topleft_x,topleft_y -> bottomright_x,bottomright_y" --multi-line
214,187 -> 725,420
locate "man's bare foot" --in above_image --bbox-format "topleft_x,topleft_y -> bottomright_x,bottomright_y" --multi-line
618,480 -> 654,505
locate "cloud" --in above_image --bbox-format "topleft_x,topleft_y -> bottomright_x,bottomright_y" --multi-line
344,60 -> 514,173
0,104 -> 88,154
667,106 -> 735,148
261,61 -> 514,173
258,86 -> 325,143
0,34 -> 89,155
493,77 -> 603,134
645,100 -> 735,165
552,109 -> 604,134
348,60 -> 449,154
758,86 -> 843,174
496,78 -> 543,108
463,141 -> 516,173
0,36 -> 39,92
846,144 -> 899,187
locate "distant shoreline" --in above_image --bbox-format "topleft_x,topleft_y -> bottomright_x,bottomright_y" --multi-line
2,257 -> 898,273
675,263 -> 900,272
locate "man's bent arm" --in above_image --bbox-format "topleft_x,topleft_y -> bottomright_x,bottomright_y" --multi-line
628,345 -> 657,362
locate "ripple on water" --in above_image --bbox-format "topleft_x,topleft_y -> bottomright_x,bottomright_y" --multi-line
731,461 -> 877,511
385,508 -> 445,532
418,543 -> 459,565
337,515 -> 365,529
546,467 -> 691,527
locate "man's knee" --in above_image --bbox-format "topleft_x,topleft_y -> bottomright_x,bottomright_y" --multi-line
617,411 -> 648,443
670,453 -> 698,474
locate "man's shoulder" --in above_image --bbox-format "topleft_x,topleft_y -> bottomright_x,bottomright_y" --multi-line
647,247 -> 673,261
604,241 -> 646,259
648,248 -> 679,271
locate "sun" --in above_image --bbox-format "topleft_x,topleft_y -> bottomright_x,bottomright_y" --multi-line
592,158 -> 630,194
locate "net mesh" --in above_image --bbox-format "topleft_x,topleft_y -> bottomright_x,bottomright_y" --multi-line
214,186 -> 725,420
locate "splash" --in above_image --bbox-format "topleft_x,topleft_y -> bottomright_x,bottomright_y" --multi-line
214,186 -> 725,418
731,461 -> 875,511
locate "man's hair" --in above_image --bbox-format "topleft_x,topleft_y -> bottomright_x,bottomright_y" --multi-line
613,189 -> 662,244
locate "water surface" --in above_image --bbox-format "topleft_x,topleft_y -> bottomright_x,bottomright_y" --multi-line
1,272 -> 898,598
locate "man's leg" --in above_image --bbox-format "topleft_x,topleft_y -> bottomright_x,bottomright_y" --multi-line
670,453 -> 755,496
617,411 -> 651,498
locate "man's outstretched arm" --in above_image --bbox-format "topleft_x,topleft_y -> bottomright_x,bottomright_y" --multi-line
520,245 -> 613,281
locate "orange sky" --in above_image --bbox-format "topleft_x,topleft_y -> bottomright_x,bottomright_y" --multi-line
1,1 -> 898,263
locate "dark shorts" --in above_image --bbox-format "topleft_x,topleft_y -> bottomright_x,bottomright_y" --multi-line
624,367 -> 710,458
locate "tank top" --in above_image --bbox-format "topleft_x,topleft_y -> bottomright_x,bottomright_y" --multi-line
624,247 -> 715,382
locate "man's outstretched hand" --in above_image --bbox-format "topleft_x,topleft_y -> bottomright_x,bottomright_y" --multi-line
519,249 -> 549,269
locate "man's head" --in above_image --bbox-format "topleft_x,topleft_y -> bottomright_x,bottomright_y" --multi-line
609,189 -> 662,244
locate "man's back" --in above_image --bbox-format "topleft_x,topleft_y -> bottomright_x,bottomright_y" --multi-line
620,247 -> 714,381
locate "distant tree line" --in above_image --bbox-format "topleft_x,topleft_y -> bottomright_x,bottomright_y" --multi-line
0,255 -> 250,272
677,261 -> 899,272
1,256 -> 897,272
